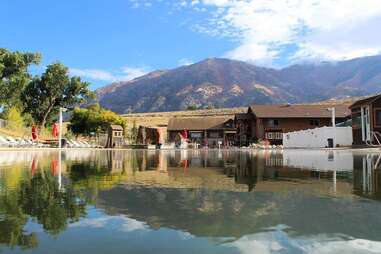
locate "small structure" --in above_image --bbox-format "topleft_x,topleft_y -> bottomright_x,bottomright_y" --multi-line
236,104 -> 351,145
106,124 -> 124,148
283,126 -> 353,148
137,126 -> 166,145
167,117 -> 236,148
350,93 -> 381,145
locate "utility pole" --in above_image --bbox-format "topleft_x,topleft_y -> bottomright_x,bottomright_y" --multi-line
327,107 -> 336,127
58,107 -> 67,190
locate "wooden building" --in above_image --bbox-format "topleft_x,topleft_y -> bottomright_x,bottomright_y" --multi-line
167,117 -> 236,147
106,124 -> 124,148
236,104 -> 350,145
350,94 -> 381,145
137,126 -> 165,145
235,113 -> 255,146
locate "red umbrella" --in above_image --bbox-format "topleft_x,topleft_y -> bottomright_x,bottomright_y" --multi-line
51,159 -> 58,176
52,123 -> 58,138
180,130 -> 188,139
32,125 -> 38,140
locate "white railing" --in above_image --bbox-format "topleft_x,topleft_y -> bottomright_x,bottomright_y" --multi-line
366,131 -> 381,146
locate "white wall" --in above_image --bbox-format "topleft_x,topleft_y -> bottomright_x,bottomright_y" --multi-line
283,126 -> 353,148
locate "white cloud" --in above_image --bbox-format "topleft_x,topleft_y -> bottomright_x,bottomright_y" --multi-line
178,58 -> 194,66
185,0 -> 381,65
129,0 -> 154,9
225,229 -> 381,254
69,69 -> 116,82
120,66 -> 150,81
70,216 -> 149,233
70,66 -> 150,83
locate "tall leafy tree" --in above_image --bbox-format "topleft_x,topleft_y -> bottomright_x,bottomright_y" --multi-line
0,48 -> 41,108
22,62 -> 94,128
69,103 -> 125,136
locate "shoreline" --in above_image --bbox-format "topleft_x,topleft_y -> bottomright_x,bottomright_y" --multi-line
0,147 -> 380,152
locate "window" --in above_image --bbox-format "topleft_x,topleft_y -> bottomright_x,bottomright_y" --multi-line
268,119 -> 279,127
224,121 -> 233,128
352,110 -> 361,129
190,132 -> 202,138
376,110 -> 381,126
208,131 -> 221,138
310,119 -> 320,126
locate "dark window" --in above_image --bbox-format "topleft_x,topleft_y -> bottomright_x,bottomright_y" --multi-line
208,131 -> 221,138
352,111 -> 361,129
268,119 -> 279,127
376,110 -> 381,126
310,119 -> 320,126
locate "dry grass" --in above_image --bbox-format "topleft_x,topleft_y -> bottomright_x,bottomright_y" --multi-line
0,123 -> 69,140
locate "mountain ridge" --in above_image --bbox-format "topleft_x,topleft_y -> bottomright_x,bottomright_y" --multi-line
97,56 -> 381,113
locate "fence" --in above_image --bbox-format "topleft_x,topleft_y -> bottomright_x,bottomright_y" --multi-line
0,119 -> 7,128
283,126 -> 353,148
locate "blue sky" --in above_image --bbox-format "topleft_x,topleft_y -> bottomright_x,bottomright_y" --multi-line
2,0 -> 381,89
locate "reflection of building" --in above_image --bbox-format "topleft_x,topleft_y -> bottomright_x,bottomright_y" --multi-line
350,94 -> 381,145
93,150 -> 381,240
353,153 -> 381,199
167,117 -> 236,147
60,150 -> 381,199
237,104 -> 350,145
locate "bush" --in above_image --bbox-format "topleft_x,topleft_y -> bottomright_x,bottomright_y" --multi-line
5,107 -> 24,130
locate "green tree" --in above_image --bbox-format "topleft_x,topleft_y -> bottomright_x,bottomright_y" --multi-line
187,105 -> 199,110
69,104 -> 125,136
0,48 -> 41,108
5,106 -> 25,130
22,62 -> 94,128
130,120 -> 138,144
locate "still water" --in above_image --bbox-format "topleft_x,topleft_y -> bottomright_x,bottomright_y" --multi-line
0,149 -> 381,254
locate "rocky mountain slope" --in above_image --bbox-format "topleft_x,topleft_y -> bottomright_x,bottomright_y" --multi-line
97,56 -> 381,113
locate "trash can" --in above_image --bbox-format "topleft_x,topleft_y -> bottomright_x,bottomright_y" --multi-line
327,138 -> 334,148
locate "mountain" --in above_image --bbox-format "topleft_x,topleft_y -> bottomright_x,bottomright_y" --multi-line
97,56 -> 381,113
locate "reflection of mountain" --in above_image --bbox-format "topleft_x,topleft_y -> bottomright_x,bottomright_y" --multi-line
96,185 -> 381,240
82,150 -> 381,240
2,149 -> 381,250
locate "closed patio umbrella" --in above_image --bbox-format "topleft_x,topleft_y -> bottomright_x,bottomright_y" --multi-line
52,123 -> 58,138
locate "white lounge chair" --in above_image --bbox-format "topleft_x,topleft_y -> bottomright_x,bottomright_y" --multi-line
77,141 -> 89,148
0,136 -> 11,147
6,137 -> 19,147
70,140 -> 82,148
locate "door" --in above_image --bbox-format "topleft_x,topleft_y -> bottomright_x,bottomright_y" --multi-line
361,106 -> 371,142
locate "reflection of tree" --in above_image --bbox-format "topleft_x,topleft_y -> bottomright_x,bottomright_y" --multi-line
0,191 -> 37,249
19,171 -> 86,235
0,170 -> 86,250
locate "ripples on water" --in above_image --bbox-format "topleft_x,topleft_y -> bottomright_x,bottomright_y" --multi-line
0,149 -> 381,254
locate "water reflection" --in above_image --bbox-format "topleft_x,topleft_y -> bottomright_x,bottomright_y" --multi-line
0,153 -> 86,250
0,149 -> 381,253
